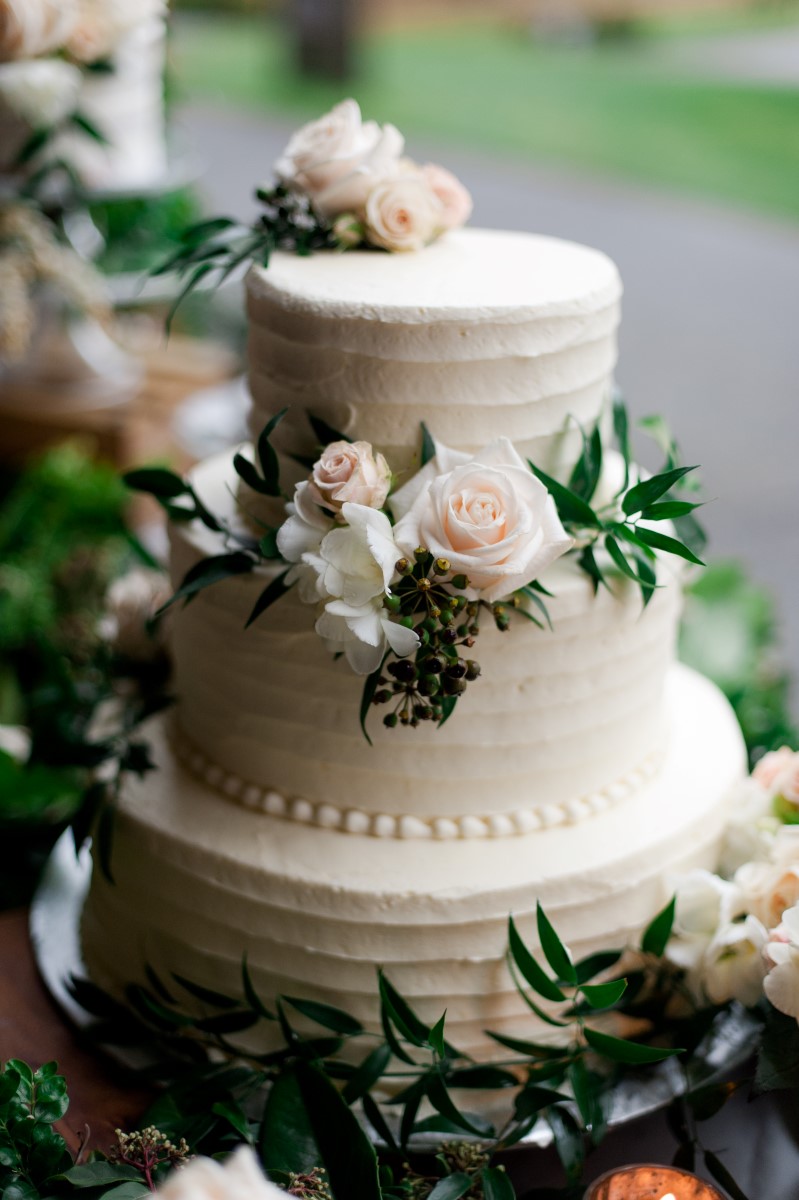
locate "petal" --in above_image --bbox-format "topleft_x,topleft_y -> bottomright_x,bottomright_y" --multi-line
382,617 -> 420,658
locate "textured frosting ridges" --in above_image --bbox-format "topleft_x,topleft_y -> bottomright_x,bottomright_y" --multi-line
169,452 -> 681,826
80,667 -> 746,1058
246,229 -> 622,479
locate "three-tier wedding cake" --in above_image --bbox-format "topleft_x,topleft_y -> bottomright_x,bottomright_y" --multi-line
80,103 -> 746,1058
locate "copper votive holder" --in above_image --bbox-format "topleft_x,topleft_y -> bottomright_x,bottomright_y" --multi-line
584,1164 -> 726,1199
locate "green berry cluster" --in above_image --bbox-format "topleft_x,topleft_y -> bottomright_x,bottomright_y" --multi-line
373,547 -> 509,730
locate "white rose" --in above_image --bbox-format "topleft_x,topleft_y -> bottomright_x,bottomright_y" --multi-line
364,174 -> 442,253
308,440 -> 391,514
157,1147 -> 283,1200
702,915 -> 769,1007
0,59 -> 81,130
764,906 -> 799,1020
0,0 -> 78,61
391,437 -> 572,602
665,869 -> 743,984
275,98 -> 404,218
718,777 -> 779,878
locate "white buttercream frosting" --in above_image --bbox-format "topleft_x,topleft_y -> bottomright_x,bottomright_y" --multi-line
80,667 -> 746,1057
246,228 -> 622,479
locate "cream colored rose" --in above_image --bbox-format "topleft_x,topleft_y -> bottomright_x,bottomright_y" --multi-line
275,98 -> 404,218
364,174 -> 442,253
764,907 -> 799,1021
421,162 -> 472,231
392,437 -> 572,602
736,829 -> 799,929
0,59 -> 81,130
157,1147 -> 284,1200
0,0 -> 77,61
308,440 -> 391,514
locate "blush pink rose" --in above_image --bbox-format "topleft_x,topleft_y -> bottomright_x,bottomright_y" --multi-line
308,440 -> 391,514
753,746 -> 796,789
392,437 -> 572,602
364,175 -> 442,253
0,0 -> 77,61
422,163 -> 472,231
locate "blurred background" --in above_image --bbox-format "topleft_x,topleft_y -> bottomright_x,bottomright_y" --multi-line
0,0 -> 797,899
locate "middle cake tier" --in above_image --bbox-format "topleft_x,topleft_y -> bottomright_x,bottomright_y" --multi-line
169,450 -> 682,836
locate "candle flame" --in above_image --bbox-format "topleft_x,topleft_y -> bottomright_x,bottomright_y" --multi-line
659,1194 -> 677,1200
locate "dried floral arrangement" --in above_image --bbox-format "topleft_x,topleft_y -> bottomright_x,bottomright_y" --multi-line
126,400 -> 704,738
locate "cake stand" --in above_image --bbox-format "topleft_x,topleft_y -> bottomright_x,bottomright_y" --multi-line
30,830 -> 760,1153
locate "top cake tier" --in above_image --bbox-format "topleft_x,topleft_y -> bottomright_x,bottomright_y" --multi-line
246,228 -> 622,478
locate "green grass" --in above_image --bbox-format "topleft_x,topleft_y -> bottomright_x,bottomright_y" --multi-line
172,16 -> 799,221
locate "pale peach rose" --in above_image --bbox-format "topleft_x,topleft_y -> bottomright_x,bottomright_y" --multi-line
275,98 -> 404,218
775,759 -> 799,805
736,862 -> 799,930
753,745 -> 797,789
392,436 -> 572,602
764,906 -> 799,1021
421,162 -> 472,231
308,440 -> 391,514
0,0 -> 77,61
364,175 -> 442,253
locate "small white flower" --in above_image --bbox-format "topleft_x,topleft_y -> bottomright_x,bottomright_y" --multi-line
664,869 -> 743,984
315,502 -> 401,607
276,480 -> 335,602
702,914 -> 769,1007
156,1146 -> 283,1200
316,595 -> 418,674
764,906 -> 799,1020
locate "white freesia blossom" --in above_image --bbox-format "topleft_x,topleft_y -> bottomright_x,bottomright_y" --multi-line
309,439 -> 391,513
0,0 -> 78,61
276,480 -> 335,602
764,906 -> 799,1021
317,595 -> 418,674
0,58 -> 81,129
702,914 -> 769,1007
275,98 -> 404,219
391,436 -> 572,603
156,1146 -> 283,1200
665,868 -> 743,983
314,502 -> 401,607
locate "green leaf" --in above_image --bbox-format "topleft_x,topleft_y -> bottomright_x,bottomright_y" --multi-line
308,413 -> 351,447
546,1105 -> 585,1186
579,979 -> 627,1009
70,110 -> 109,144
428,1173 -> 473,1200
756,1006 -> 799,1091
294,1060 -> 382,1200
123,467 -> 189,499
398,1075 -> 429,1148
166,261 -> 217,333
258,529 -> 281,558
245,570 -> 292,628
429,1011 -> 447,1058
638,413 -> 678,464
577,543 -> 606,594
520,586 -> 553,631
283,997 -> 363,1036
426,1072 -> 494,1138
483,1030 -> 565,1059
233,452 -> 274,498
241,956 -> 276,1021
529,463 -> 601,529
255,407 -> 289,497
438,695 -> 458,728
378,971 -> 430,1048
125,984 -> 194,1030
96,800 -> 117,884
641,500 -> 701,520
631,525 -> 705,566
482,1165 -> 516,1200
622,465 -> 698,516
60,1163 -> 143,1187
101,1183 -> 155,1199
568,420 -> 603,502
359,663 -> 385,747
514,1085 -> 569,1121
537,902 -> 576,985
361,1092 -> 400,1154
508,915 -> 566,1003
641,896 -> 676,956
342,1044 -> 392,1105
258,1065 -> 319,1176
507,959 -> 570,1028
420,422 -> 437,467
567,1058 -> 606,1145
604,533 -> 640,584
612,396 -> 631,491
583,1027 -> 684,1064
180,216 -> 238,245
448,1066 -> 518,1090
704,1151 -> 750,1200
211,1099 -> 252,1141
172,973 -> 241,1010
574,950 -> 623,985
0,1070 -> 20,1106
32,1074 -> 68,1123
159,553 -> 255,615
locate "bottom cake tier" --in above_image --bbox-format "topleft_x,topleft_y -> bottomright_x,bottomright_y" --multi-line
81,664 -> 745,1058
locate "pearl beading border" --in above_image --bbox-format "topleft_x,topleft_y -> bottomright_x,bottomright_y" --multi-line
172,725 -> 663,841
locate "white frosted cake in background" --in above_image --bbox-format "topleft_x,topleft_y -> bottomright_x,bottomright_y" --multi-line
80,225 -> 747,1055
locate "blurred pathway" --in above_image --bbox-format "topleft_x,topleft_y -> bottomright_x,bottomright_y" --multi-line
178,102 -> 799,692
